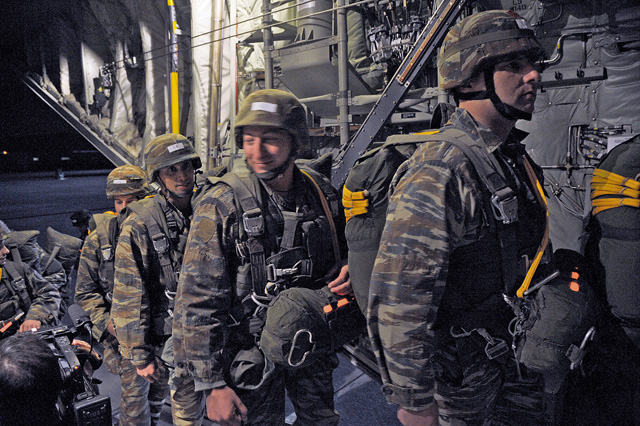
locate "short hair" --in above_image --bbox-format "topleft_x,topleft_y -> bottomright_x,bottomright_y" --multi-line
0,333 -> 63,426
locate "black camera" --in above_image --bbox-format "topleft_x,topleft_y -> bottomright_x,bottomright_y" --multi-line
35,305 -> 112,426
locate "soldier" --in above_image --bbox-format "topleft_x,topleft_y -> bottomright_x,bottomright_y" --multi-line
0,229 -> 60,338
74,164 -> 163,426
368,10 -> 549,426
111,134 -> 205,426
172,89 -> 351,426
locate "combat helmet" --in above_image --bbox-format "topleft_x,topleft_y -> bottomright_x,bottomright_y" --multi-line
234,89 -> 309,152
438,10 -> 546,120
143,133 -> 202,183
106,164 -> 150,199
234,89 -> 309,180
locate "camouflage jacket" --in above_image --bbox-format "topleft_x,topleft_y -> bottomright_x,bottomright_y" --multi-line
0,260 -> 61,334
75,212 -> 120,342
367,108 -> 545,411
172,166 -> 346,390
112,195 -> 190,367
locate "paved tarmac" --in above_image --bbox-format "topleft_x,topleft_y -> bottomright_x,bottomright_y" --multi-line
1,170 -> 401,426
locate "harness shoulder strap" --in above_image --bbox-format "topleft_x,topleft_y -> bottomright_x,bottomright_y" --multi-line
220,172 -> 268,293
299,168 -> 342,278
2,261 -> 32,312
126,199 -> 178,293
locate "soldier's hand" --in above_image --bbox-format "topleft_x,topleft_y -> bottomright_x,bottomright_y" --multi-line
397,404 -> 439,426
328,263 -> 352,295
206,386 -> 248,426
136,361 -> 160,383
19,319 -> 42,333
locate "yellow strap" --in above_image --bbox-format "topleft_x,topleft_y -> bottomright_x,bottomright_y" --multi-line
342,186 -> 368,200
592,169 -> 640,191
592,197 -> 640,215
516,158 -> 550,298
343,186 -> 371,222
591,183 -> 640,200
342,198 -> 369,209
300,170 -> 343,277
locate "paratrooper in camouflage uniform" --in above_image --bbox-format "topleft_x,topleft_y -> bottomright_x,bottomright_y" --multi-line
0,229 -> 60,339
172,89 -> 351,426
368,10 -> 550,426
75,164 -> 168,426
111,134 -> 205,426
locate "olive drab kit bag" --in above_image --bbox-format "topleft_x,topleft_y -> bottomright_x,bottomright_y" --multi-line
45,226 -> 83,277
343,124 -> 597,384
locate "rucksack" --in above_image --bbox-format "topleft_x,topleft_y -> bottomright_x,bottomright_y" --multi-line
343,126 -> 527,314
344,125 -> 597,379
589,134 -> 640,348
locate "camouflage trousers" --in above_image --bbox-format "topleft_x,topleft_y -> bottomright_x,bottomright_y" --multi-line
432,330 -> 546,426
234,350 -> 341,426
103,336 -> 169,426
162,335 -> 206,426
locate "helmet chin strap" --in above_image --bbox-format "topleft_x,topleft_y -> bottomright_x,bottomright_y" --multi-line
456,70 -> 532,122
249,154 -> 295,182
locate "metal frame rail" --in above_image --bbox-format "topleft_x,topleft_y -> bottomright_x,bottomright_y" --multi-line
331,0 -> 469,187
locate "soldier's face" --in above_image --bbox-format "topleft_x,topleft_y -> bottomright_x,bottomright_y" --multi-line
114,194 -> 139,215
242,126 -> 293,174
0,241 -> 9,266
158,160 -> 195,198
492,56 -> 541,114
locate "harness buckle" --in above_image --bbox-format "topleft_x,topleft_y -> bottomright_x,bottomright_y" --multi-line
101,247 -> 113,261
152,234 -> 170,254
242,208 -> 264,237
485,338 -> 509,360
265,260 -> 312,282
288,329 -> 315,368
491,187 -> 519,224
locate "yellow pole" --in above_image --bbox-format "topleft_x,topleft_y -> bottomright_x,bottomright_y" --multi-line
168,0 -> 179,133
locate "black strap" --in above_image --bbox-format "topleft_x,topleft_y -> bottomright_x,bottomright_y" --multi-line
220,172 -> 268,295
127,200 -> 179,295
2,262 -> 32,313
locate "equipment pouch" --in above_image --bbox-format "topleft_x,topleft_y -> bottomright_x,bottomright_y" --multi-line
0,299 -> 20,322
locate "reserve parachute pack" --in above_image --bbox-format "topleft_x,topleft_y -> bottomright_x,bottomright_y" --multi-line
590,134 -> 640,348
343,123 -> 597,378
260,286 -> 365,369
